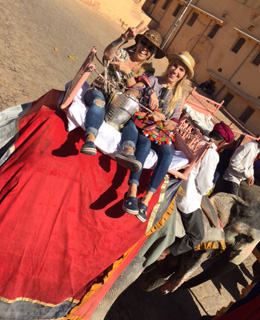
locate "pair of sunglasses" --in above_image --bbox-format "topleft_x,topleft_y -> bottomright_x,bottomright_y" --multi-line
140,38 -> 155,53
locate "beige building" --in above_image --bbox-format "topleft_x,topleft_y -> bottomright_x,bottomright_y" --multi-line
142,0 -> 260,135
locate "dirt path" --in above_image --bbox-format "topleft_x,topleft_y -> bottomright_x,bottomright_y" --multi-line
0,0 -> 167,111
0,0 -> 128,110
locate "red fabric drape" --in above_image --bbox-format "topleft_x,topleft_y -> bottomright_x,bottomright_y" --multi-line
0,90 -> 160,305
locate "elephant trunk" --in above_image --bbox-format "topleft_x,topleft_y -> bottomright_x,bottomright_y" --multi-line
180,258 -> 237,289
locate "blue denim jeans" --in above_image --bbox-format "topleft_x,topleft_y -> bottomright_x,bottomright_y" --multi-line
121,120 -> 173,193
121,119 -> 139,150
120,120 -> 151,186
147,143 -> 173,193
84,89 -> 106,137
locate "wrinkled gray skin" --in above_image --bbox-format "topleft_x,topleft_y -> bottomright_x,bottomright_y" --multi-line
90,183 -> 260,319
141,182 -> 260,294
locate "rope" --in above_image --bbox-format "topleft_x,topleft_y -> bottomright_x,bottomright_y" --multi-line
89,58 -> 211,143
94,53 -> 104,67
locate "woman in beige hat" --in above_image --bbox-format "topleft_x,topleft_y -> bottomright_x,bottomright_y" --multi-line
80,22 -> 165,155
115,51 -> 196,223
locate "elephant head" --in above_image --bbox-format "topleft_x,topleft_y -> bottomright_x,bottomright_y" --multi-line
181,189 -> 260,289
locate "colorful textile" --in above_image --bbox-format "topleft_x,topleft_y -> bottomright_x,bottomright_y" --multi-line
134,112 -> 175,145
0,90 -> 162,318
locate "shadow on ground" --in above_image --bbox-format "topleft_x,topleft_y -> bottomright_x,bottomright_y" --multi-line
104,261 -> 253,320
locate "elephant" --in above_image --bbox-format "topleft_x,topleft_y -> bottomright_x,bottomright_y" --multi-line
139,182 -> 260,294
89,182 -> 260,319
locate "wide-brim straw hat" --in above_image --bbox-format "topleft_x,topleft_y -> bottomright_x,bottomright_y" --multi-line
135,29 -> 165,59
169,51 -> 195,79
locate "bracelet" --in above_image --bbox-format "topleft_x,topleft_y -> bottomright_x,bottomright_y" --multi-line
125,71 -> 134,79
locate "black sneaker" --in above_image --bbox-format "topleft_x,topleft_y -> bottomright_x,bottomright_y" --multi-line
122,193 -> 139,215
80,141 -> 97,155
115,153 -> 142,173
136,200 -> 148,223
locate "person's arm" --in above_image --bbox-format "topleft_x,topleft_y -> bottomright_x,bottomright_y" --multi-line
229,144 -> 255,179
126,81 -> 146,99
109,53 -> 136,87
103,34 -> 128,61
196,149 -> 219,195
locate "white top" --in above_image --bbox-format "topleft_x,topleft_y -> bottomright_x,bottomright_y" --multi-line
223,140 -> 260,185
176,143 -> 219,213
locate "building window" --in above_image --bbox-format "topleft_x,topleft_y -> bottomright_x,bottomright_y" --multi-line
252,51 -> 260,66
208,24 -> 221,39
231,37 -> 245,53
239,106 -> 255,123
173,4 -> 183,17
187,12 -> 198,27
223,93 -> 234,107
162,0 -> 171,10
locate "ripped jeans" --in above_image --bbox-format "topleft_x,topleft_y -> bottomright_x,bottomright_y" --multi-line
84,88 -> 106,137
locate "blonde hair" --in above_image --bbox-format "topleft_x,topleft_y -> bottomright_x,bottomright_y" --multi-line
161,60 -> 187,116
133,61 -> 153,78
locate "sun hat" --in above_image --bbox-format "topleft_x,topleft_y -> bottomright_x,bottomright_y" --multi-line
135,29 -> 165,59
168,51 -> 195,79
213,121 -> 234,143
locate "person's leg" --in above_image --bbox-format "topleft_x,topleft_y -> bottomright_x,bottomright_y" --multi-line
115,120 -> 142,172
224,180 -> 239,196
147,143 -> 173,196
121,119 -> 138,152
123,134 -> 151,215
128,134 -> 151,190
136,143 -> 173,222
80,89 -> 106,155
169,208 -> 205,256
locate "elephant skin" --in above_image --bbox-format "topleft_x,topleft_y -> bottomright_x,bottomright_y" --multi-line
143,185 -> 260,294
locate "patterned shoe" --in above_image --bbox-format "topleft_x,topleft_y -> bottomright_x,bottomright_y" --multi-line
122,193 -> 139,215
136,200 -> 148,223
115,153 -> 142,173
80,141 -> 97,155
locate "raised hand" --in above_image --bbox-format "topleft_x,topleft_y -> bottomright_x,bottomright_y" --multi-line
109,55 -> 132,74
122,21 -> 148,41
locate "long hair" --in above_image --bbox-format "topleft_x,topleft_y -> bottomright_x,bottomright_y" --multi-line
161,60 -> 187,116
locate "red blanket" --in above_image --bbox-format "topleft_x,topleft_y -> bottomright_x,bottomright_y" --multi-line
0,90 -> 160,307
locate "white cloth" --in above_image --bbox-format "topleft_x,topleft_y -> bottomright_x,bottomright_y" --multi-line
223,141 -> 260,185
176,143 -> 219,213
183,104 -> 214,135
65,84 -> 189,171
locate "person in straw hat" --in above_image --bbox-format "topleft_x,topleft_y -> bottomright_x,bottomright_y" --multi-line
115,51 -> 196,223
80,23 -> 165,156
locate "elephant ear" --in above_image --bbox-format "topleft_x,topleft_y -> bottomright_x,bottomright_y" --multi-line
209,192 -> 247,227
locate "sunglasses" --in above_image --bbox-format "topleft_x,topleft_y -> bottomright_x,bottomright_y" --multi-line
140,39 -> 156,53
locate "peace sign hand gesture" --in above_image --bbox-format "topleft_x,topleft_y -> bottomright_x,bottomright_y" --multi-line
122,21 -> 147,41
109,55 -> 131,75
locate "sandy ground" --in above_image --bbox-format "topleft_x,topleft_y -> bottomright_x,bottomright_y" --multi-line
0,0 -> 168,111
0,1 -> 257,319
